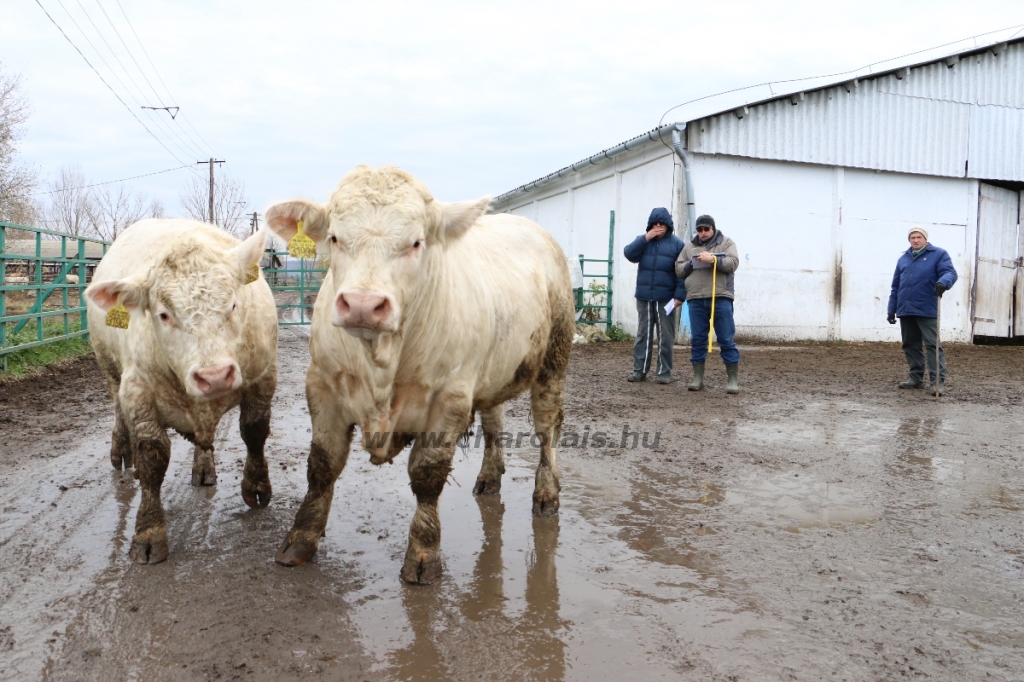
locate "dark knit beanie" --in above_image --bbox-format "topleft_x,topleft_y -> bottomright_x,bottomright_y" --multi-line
695,214 -> 716,230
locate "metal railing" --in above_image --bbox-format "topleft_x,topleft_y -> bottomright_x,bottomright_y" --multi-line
576,210 -> 615,331
261,250 -> 327,326
0,222 -> 109,370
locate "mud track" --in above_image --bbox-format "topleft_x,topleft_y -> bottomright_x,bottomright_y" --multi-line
1,334 -> 1023,680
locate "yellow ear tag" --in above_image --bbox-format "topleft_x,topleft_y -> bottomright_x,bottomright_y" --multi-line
105,302 -> 130,329
245,262 -> 260,285
288,219 -> 317,259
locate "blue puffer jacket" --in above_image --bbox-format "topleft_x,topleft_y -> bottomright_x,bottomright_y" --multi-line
623,207 -> 687,302
888,243 -> 958,318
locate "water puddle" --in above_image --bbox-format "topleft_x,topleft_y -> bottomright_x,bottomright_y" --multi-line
724,473 -> 877,532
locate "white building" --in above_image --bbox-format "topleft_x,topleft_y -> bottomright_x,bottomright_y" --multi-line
491,38 -> 1024,343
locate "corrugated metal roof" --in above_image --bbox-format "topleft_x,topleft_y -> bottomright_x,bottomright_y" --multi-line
494,33 -> 1024,205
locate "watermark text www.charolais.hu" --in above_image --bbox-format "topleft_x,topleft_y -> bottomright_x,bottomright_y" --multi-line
363,426 -> 662,450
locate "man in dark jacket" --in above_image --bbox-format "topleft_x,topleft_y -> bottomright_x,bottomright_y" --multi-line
888,227 -> 957,394
675,214 -> 741,394
623,207 -> 686,384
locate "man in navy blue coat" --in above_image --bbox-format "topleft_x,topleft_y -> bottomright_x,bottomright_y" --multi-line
623,207 -> 686,384
888,227 -> 958,394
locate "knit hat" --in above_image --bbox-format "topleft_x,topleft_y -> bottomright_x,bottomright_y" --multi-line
695,214 -> 716,230
908,227 -> 928,240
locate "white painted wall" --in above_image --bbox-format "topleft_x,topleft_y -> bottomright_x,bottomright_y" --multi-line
498,147 -> 978,342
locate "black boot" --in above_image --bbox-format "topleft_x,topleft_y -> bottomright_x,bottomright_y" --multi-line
726,364 -> 739,394
627,372 -> 645,383
687,364 -> 705,391
899,380 -> 923,389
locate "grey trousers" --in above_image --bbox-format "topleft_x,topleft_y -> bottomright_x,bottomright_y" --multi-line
900,315 -> 946,385
633,299 -> 676,377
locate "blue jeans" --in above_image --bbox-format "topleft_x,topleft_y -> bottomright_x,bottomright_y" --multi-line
688,298 -> 740,365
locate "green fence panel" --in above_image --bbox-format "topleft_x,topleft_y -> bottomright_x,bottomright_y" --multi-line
0,222 -> 109,370
261,250 -> 327,326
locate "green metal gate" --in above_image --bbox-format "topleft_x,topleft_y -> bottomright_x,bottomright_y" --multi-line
261,250 -> 327,326
0,222 -> 109,371
576,210 -> 615,331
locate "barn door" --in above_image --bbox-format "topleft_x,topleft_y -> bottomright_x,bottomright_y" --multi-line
974,184 -> 1018,337
1015,192 -> 1024,336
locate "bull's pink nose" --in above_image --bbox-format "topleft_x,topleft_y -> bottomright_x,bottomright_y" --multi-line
192,364 -> 237,395
336,290 -> 392,329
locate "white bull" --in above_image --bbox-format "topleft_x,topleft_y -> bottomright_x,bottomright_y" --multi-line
265,166 -> 574,583
86,219 -> 278,564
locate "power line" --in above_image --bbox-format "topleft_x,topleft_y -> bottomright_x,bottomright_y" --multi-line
35,0 -> 202,175
58,0 -> 207,162
88,0 -> 211,159
112,0 -> 218,158
32,165 -> 191,195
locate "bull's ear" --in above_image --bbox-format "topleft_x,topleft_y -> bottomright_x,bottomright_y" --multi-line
86,276 -> 147,312
435,196 -> 490,242
229,228 -> 266,280
264,200 -> 330,244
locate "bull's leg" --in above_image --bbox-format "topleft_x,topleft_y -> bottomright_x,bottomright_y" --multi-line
191,443 -> 217,486
473,404 -> 505,495
276,370 -> 353,566
531,317 -> 572,517
110,400 -> 132,470
402,393 -> 472,585
239,368 -> 276,508
122,389 -> 171,564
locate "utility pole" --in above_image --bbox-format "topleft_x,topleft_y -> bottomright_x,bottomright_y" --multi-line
197,158 -> 225,225
249,211 -> 260,236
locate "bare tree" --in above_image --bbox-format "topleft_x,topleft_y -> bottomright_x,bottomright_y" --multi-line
0,62 -> 38,225
89,183 -> 148,241
179,172 -> 250,239
148,198 -> 166,219
43,165 -> 95,236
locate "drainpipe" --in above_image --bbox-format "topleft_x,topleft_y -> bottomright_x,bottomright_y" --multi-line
671,126 -> 697,241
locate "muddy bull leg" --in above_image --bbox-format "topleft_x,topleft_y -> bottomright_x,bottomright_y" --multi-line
128,421 -> 171,564
402,394 -> 472,585
473,404 -> 506,495
531,314 -> 572,517
110,400 -> 132,470
277,370 -> 353,566
239,368 -> 277,508
191,443 -> 217,486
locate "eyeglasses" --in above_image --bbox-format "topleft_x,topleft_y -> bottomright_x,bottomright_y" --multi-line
696,225 -> 714,233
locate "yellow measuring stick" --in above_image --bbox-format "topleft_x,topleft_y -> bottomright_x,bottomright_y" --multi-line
708,257 -> 717,355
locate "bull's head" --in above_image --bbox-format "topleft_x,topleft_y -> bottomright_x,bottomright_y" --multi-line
264,166 -> 488,345
86,227 -> 267,399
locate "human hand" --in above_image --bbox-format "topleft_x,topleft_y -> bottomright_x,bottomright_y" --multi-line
697,251 -> 715,264
646,225 -> 666,241
934,282 -> 947,296
673,298 -> 682,308
887,313 -> 896,324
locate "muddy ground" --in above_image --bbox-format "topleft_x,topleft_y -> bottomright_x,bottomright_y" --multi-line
1,333 -> 1023,681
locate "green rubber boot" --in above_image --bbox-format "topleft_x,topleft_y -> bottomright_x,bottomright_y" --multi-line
687,363 -> 705,391
726,364 -> 739,394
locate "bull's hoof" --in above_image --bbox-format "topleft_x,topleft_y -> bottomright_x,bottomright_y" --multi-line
532,490 -> 560,517
191,448 -> 217,487
275,530 -> 319,566
473,475 -> 502,495
241,475 -> 272,508
401,548 -> 442,585
110,445 -> 133,470
129,526 -> 169,564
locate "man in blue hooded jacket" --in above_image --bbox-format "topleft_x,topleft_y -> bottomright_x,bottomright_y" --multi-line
888,227 -> 957,394
623,207 -> 686,384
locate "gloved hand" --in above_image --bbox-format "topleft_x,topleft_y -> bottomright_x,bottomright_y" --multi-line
887,313 -> 896,325
934,282 -> 947,296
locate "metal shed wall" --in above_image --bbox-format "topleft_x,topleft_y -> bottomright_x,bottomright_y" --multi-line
689,41 -> 1024,182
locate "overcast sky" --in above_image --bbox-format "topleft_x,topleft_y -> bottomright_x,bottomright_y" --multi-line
3,0 -> 1023,219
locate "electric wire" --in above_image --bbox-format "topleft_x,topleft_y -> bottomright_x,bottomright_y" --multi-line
32,165 -> 191,195
34,0 -> 202,177
89,0 -> 210,159
112,0 -> 218,158
67,0 -> 206,161
54,0 -> 199,165
657,22 -> 1024,129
